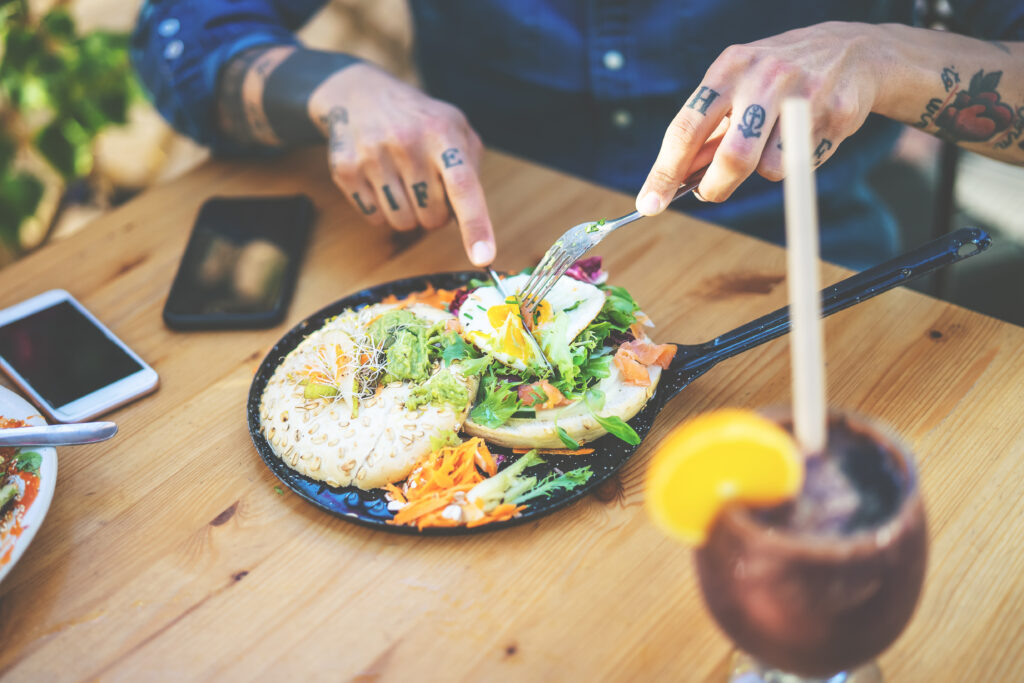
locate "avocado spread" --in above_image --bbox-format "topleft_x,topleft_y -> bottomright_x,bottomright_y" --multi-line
406,368 -> 470,411
366,310 -> 440,383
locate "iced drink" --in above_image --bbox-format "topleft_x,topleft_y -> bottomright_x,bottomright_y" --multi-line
695,412 -> 927,678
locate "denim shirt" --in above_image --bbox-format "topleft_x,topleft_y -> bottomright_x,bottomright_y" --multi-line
132,1 -> 1024,268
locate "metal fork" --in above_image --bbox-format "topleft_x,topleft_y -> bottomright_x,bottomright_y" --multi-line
519,166 -> 708,321
486,267 -> 554,373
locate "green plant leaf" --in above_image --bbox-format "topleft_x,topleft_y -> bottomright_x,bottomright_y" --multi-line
36,118 -> 92,180
40,9 -> 75,41
0,171 -> 44,246
0,135 -> 15,174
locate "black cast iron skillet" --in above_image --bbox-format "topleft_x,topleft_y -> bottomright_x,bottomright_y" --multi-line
247,228 -> 990,535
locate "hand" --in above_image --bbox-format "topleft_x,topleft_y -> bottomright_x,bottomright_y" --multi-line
636,22 -> 884,213
310,64 -> 495,266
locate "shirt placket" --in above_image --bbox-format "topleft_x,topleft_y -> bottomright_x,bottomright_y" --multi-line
589,0 -> 643,185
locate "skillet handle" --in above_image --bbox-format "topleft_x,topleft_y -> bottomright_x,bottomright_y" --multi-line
680,227 -> 991,374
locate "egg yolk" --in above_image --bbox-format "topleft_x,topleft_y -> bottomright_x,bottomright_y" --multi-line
485,303 -> 541,364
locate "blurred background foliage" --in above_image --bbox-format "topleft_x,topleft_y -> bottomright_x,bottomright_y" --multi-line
0,0 -> 137,254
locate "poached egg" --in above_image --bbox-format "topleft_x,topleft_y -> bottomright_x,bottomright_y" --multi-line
458,274 -> 605,371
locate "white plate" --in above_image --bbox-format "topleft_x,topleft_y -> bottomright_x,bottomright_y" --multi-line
0,385 -> 58,584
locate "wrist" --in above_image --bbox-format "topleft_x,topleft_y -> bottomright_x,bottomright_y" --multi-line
261,48 -> 362,144
866,24 -> 932,120
308,62 -> 377,135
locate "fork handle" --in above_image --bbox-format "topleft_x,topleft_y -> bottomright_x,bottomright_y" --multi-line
607,166 -> 710,231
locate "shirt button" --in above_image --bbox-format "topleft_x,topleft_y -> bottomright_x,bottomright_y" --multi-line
611,109 -> 633,129
163,39 -> 184,60
157,18 -> 180,37
603,50 -> 624,71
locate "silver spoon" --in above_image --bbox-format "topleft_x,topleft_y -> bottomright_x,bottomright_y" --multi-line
0,422 -> 118,447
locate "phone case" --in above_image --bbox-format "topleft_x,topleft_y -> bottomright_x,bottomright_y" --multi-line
163,194 -> 315,331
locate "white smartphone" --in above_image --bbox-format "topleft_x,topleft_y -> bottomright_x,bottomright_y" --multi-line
0,289 -> 158,422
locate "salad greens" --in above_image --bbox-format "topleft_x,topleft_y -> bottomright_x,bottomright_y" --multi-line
555,424 -> 581,450
470,370 -> 522,428
513,466 -> 593,505
467,449 -> 545,512
466,276 -> 643,444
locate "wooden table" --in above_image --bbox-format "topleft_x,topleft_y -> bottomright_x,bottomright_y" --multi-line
1,148 -> 1022,681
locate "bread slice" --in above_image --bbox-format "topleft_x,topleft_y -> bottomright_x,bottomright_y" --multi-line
259,303 -> 478,490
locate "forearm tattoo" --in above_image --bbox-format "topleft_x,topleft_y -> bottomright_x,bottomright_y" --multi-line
216,47 -> 360,148
217,47 -> 279,146
263,49 -> 361,144
916,65 -> 1024,152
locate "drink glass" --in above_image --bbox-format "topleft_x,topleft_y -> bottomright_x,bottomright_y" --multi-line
695,410 -> 927,682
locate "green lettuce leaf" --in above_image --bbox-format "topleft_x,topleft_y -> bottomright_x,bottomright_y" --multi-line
470,375 -> 522,428
555,425 -> 580,450
513,466 -> 594,505
458,353 -> 493,376
14,451 -> 41,475
591,413 -> 641,445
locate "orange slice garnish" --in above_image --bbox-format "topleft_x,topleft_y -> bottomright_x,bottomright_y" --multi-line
645,409 -> 804,546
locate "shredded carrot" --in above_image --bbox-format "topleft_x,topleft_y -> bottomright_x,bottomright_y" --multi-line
513,447 -> 595,456
385,437 -> 521,529
381,283 -> 457,310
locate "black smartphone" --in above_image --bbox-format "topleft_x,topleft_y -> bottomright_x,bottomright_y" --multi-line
163,195 -> 314,330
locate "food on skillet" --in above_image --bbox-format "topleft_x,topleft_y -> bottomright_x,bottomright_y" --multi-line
257,257 -> 669,528
456,258 -> 677,449
259,303 -> 479,490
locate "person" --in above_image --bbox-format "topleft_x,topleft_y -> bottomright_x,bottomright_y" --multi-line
133,2 -> 1024,270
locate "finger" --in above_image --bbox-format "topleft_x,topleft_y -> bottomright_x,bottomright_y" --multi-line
756,126 -> 840,182
363,154 -> 419,232
390,147 -> 451,230
435,143 -> 495,266
697,98 -> 779,202
636,82 -> 730,215
327,146 -> 385,227
755,122 -> 785,181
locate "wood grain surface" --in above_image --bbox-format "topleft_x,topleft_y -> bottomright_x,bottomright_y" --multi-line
0,148 -> 1022,681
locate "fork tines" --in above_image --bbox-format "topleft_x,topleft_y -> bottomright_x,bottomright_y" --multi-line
519,248 -> 576,319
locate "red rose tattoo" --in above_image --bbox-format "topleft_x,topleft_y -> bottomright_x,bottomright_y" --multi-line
935,70 -> 1014,142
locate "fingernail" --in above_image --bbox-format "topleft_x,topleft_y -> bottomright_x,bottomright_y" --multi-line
636,192 -> 664,216
470,241 -> 495,266
693,187 -> 709,202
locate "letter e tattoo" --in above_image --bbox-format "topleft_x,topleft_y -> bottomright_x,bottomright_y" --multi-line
412,182 -> 428,208
814,138 -> 833,163
686,86 -> 720,115
441,148 -> 464,168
